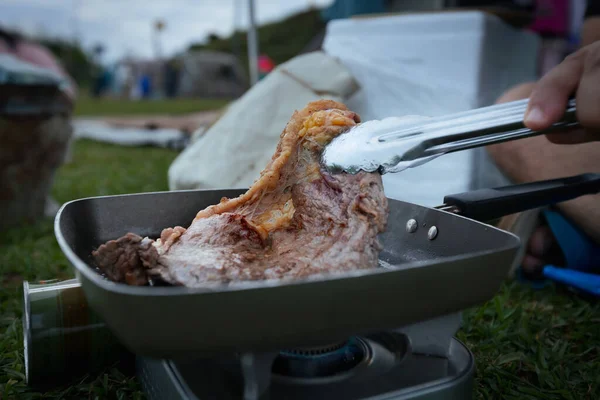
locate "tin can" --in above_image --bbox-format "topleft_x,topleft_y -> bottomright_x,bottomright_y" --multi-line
22,278 -> 133,389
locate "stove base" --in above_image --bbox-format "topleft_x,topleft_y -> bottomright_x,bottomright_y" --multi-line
137,337 -> 474,400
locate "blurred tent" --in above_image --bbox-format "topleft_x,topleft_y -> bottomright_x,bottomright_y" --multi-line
177,50 -> 247,98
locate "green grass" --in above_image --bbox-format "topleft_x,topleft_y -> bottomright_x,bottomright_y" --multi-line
459,283 -> 600,399
74,97 -> 230,117
1,140 -> 600,399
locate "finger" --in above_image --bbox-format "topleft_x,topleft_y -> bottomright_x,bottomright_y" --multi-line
575,43 -> 600,131
524,51 -> 585,131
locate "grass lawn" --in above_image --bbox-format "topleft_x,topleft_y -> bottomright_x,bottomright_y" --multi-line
74,96 -> 230,117
1,140 -> 599,399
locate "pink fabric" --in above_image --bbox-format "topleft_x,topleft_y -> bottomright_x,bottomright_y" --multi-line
0,38 -> 77,101
528,0 -> 570,36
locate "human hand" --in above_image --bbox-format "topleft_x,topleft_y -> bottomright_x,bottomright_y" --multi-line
524,41 -> 600,144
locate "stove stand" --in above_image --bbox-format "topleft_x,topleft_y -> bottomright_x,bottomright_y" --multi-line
137,334 -> 474,400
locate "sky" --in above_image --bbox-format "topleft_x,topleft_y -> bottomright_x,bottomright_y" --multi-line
0,0 -> 334,63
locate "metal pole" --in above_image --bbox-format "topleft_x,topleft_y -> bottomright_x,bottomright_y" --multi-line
247,0 -> 259,86
232,0 -> 242,62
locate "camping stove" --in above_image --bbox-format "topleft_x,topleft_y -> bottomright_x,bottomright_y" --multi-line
22,280 -> 473,398
137,313 -> 474,400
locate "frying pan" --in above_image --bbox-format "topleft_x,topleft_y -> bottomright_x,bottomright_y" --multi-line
54,173 -> 600,360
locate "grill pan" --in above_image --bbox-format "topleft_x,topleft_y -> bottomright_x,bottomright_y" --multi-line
54,173 -> 600,360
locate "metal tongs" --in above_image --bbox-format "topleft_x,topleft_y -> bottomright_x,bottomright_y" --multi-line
322,98 -> 579,174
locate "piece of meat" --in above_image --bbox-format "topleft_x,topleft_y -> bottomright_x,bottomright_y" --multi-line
92,100 -> 389,287
92,233 -> 150,286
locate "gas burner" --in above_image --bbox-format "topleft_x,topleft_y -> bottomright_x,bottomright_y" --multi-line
283,340 -> 348,355
272,337 -> 366,381
138,331 -> 476,400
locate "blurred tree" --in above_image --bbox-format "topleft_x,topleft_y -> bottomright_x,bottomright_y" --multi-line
39,37 -> 97,88
189,9 -> 325,77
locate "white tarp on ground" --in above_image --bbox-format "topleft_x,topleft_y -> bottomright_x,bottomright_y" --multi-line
73,120 -> 189,150
169,11 -> 539,207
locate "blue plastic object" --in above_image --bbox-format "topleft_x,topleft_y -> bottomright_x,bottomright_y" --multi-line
543,265 -> 600,296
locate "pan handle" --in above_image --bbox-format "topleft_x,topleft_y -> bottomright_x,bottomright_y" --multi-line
441,173 -> 600,222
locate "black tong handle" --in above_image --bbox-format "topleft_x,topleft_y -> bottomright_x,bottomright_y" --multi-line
443,173 -> 600,222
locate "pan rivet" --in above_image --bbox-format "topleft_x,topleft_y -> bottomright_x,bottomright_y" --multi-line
406,219 -> 418,233
427,226 -> 438,240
